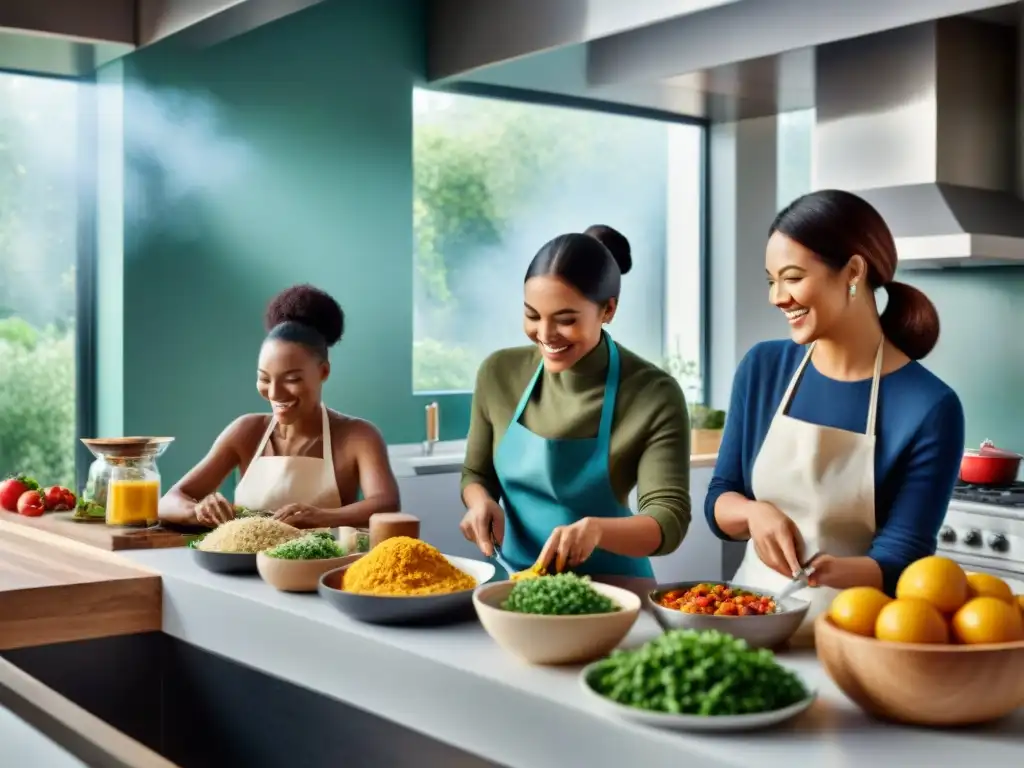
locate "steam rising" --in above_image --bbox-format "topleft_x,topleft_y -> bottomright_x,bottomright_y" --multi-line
116,82 -> 254,233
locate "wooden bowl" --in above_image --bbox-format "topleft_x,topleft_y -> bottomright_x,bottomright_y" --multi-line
257,552 -> 352,593
815,613 -> 1024,726
473,580 -> 641,665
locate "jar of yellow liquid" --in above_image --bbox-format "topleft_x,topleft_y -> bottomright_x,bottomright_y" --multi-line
81,437 -> 174,527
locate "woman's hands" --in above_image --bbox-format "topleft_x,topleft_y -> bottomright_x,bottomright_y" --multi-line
745,501 -> 804,577
194,492 -> 235,526
273,503 -> 331,528
537,518 -> 603,573
459,498 -> 505,557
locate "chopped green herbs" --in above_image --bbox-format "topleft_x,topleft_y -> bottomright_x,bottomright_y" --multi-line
587,629 -> 808,716
264,532 -> 344,560
501,573 -> 619,616
234,505 -> 271,518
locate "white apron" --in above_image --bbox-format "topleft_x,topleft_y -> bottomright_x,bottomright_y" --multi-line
233,403 -> 342,512
732,341 -> 882,644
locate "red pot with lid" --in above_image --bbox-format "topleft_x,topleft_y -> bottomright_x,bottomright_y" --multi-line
960,440 -> 1022,486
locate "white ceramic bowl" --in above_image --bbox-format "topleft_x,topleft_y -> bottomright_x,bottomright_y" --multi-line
473,580 -> 641,665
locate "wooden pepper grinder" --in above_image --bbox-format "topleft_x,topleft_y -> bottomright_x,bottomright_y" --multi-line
369,512 -> 421,548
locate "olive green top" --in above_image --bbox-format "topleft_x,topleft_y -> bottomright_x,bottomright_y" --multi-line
461,337 -> 691,555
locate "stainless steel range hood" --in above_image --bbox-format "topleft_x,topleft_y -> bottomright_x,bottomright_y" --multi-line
814,17 -> 1024,269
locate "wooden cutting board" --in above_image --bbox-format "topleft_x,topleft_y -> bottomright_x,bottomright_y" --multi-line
0,509 -> 190,551
0,522 -> 162,650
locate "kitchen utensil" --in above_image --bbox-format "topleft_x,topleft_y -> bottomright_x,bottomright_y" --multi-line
318,554 -> 495,625
579,663 -> 817,731
473,580 -> 640,665
190,547 -> 258,575
489,541 -> 516,577
648,581 -> 810,649
80,437 -> 174,528
257,552 -> 351,592
960,440 -> 1022,486
775,551 -> 822,603
815,613 -> 1024,726
489,528 -> 543,581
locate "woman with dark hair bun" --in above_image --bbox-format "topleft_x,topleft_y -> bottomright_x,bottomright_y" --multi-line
460,225 -> 692,589
707,189 -> 965,641
159,284 -> 399,528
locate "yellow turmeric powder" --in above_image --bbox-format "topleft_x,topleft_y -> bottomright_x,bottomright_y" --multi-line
343,536 -> 476,596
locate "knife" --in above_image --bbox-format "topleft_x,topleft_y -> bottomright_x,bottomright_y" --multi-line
775,552 -> 821,604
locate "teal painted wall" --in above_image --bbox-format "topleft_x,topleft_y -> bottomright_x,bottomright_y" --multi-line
901,267 -> 1024,456
97,1 -> 469,486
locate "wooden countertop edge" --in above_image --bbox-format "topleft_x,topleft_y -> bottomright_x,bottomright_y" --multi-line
0,655 -> 179,768
690,453 -> 717,469
0,520 -> 161,577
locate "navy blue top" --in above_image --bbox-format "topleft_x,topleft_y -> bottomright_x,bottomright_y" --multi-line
705,340 -> 965,595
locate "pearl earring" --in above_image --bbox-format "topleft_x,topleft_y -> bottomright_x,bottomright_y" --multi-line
849,283 -> 857,298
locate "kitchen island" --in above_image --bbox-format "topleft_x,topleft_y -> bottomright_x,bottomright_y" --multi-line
110,547 -> 1022,768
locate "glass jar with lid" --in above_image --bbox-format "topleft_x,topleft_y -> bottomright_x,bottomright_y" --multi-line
80,437 -> 174,527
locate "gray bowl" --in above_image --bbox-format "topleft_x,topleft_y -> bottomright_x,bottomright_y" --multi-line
318,553 -> 496,626
648,581 -> 810,649
190,547 -> 258,575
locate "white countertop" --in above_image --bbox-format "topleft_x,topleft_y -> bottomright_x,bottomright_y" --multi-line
0,706 -> 86,768
123,548 -> 1023,768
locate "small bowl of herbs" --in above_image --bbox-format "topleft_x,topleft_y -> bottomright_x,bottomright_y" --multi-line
256,531 -> 356,593
473,573 -> 641,665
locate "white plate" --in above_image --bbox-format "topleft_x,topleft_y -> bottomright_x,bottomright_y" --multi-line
579,662 -> 817,732
444,555 -> 496,585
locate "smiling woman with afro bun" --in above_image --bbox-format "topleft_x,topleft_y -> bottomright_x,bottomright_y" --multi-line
159,284 -> 400,529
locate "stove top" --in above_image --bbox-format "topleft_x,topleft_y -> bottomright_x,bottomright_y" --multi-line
951,481 -> 1024,508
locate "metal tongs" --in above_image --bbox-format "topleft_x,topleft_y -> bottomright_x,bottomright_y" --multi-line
775,551 -> 822,604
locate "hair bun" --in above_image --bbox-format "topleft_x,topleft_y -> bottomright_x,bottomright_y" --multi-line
583,224 -> 632,275
264,284 -> 345,347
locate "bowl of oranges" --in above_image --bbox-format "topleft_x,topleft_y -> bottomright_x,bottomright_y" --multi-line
815,555 -> 1024,726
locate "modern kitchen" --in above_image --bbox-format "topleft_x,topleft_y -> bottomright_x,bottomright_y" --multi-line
1,0 -> 1023,766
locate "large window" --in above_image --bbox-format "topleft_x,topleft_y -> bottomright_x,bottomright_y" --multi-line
412,90 -> 705,402
0,73 -> 84,489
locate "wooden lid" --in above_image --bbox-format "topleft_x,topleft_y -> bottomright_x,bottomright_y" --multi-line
81,437 -> 175,459
368,512 -> 421,548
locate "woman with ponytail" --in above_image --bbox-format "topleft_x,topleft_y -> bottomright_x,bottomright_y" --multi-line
706,189 -> 964,641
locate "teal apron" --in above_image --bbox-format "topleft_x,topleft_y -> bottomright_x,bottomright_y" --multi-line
493,332 -> 654,578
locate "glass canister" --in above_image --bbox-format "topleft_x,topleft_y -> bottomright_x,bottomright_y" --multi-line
80,437 -> 175,528
107,457 -> 160,527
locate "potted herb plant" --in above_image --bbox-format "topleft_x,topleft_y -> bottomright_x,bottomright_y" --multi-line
661,346 -> 726,456
690,403 -> 726,455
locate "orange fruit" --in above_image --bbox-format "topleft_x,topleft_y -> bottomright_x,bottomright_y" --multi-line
965,572 -> 1014,604
1018,594 -> 1024,615
874,598 -> 949,644
829,587 -> 892,637
951,597 -> 1024,645
895,556 -> 969,614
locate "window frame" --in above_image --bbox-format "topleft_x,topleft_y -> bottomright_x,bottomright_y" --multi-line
75,75 -> 99,494
412,82 -> 711,406
0,67 -> 96,493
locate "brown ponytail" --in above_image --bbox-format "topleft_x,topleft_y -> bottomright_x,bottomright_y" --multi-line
879,281 -> 939,360
771,189 -> 942,360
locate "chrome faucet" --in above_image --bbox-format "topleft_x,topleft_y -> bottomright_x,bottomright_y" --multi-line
423,401 -> 440,456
